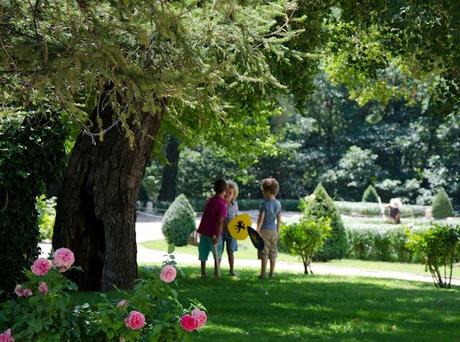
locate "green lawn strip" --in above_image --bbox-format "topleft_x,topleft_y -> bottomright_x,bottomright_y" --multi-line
141,240 -> 460,278
71,268 -> 460,341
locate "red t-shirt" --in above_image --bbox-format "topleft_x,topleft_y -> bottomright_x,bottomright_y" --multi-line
197,195 -> 228,237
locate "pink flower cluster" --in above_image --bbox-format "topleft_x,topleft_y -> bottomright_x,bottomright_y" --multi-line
53,248 -> 75,272
125,311 -> 145,330
160,265 -> 176,283
14,285 -> 32,298
180,308 -> 207,332
15,247 -> 75,298
0,329 -> 14,342
31,258 -> 52,276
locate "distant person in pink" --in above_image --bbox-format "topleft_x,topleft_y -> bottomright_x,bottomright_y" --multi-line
197,179 -> 228,278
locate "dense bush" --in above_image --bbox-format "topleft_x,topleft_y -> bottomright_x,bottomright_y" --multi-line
303,184 -> 348,261
0,112 -> 66,295
280,217 -> 331,274
407,224 -> 460,288
162,194 -> 196,246
431,188 -> 454,219
346,224 -> 417,262
361,185 -> 380,203
335,201 -> 427,217
0,247 -> 206,341
36,195 -> 57,241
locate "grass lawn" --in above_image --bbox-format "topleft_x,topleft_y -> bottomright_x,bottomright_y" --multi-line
141,239 -> 460,278
72,268 -> 460,341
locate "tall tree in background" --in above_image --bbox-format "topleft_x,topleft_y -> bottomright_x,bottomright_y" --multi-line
158,136 -> 180,202
0,1 -> 332,290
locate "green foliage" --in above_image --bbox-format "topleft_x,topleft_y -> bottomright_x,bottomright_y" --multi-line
346,225 -> 416,262
361,185 -> 380,203
36,196 -> 57,241
162,195 -> 196,246
431,188 -> 454,219
0,250 -> 202,341
303,184 -> 348,261
0,112 -> 66,295
336,201 -> 427,217
280,217 -> 331,274
407,224 -> 460,288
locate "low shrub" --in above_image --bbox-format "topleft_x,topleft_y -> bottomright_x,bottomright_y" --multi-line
305,184 -> 348,261
0,247 -> 206,341
336,201 -> 427,217
162,194 -> 196,246
280,217 -> 331,274
346,224 -> 417,262
361,185 -> 380,203
431,188 -> 454,219
407,224 -> 460,288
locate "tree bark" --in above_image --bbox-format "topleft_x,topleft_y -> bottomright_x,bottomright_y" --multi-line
157,136 -> 180,202
53,98 -> 163,291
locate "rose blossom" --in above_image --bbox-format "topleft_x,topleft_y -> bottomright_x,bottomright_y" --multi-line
191,308 -> 207,329
38,281 -> 48,295
14,285 -> 32,297
53,248 -> 75,272
160,265 -> 176,283
31,258 -> 52,276
0,329 -> 14,342
117,299 -> 128,308
180,314 -> 198,332
124,311 -> 145,330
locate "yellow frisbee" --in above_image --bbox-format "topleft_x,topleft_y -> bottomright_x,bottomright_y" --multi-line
228,214 -> 251,240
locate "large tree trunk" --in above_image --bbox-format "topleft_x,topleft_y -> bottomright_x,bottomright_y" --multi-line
157,136 -> 180,202
53,99 -> 163,291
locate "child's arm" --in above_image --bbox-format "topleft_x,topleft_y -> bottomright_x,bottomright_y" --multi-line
276,212 -> 282,237
257,208 -> 264,232
213,215 -> 225,245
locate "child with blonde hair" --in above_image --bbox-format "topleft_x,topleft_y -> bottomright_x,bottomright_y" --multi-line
257,178 -> 282,278
221,180 -> 239,276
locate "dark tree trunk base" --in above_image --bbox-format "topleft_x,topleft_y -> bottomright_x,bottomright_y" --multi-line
53,100 -> 163,291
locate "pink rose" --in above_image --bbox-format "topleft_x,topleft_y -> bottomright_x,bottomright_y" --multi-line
160,265 -> 176,283
180,314 -> 198,332
38,281 -> 48,295
0,329 -> 14,342
124,311 -> 145,330
31,258 -> 52,276
53,248 -> 75,272
117,299 -> 128,308
14,285 -> 32,297
191,308 -> 207,329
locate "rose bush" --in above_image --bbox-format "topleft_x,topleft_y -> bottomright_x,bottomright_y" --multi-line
0,245 -> 206,341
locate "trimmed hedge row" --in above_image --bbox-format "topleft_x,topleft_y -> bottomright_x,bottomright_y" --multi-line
336,201 -> 428,217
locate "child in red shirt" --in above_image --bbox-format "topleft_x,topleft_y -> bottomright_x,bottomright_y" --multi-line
197,179 -> 228,278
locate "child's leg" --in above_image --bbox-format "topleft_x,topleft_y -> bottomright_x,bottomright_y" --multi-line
212,239 -> 222,278
228,251 -> 235,275
269,257 -> 276,277
260,258 -> 268,278
200,261 -> 207,278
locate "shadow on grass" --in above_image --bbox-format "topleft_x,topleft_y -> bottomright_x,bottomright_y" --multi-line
170,268 -> 460,342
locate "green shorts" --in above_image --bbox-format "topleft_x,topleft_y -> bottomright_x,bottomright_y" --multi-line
198,235 -> 223,262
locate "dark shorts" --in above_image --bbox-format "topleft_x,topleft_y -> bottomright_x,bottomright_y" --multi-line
221,230 -> 238,254
198,235 -> 223,262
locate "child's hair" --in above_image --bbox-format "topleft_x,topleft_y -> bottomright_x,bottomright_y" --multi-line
261,178 -> 279,196
214,179 -> 227,194
226,180 -> 239,199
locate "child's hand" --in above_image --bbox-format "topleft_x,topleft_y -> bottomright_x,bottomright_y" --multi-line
212,235 -> 218,245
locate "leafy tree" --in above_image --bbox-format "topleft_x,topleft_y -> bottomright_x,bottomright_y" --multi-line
303,183 -> 348,260
1,1 -> 332,290
407,224 -> 460,289
431,188 -> 454,219
280,217 -> 331,274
